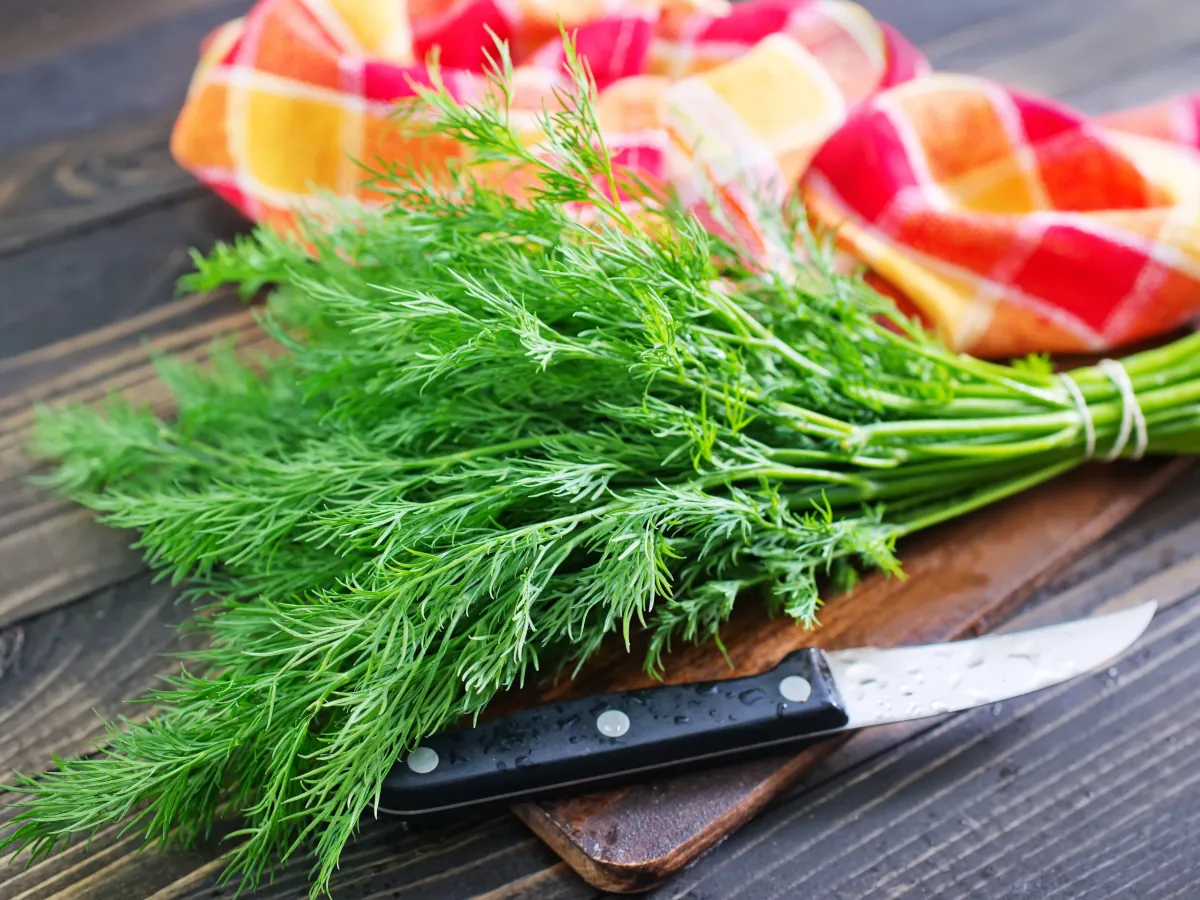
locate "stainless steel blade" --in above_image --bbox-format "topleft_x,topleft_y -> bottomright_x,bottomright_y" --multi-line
825,601 -> 1157,729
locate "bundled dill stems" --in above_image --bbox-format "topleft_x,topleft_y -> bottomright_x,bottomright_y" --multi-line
6,40 -> 1200,896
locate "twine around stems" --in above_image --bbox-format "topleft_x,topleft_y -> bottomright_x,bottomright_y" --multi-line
1059,360 -> 1147,461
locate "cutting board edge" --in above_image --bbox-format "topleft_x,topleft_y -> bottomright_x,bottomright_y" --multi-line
513,737 -> 851,893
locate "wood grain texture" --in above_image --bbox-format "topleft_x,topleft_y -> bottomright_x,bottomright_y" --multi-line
0,114 -> 202,258
0,576 -> 196,785
0,806 -> 568,900
0,290 -> 267,629
0,195 -> 246,361
0,0 -> 244,76
0,0 -> 252,156
0,0 -> 251,359
0,288 -> 249,404
938,0 -> 1200,108
867,0 -> 1200,110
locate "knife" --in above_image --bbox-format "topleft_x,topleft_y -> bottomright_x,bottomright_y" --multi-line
380,602 -> 1156,817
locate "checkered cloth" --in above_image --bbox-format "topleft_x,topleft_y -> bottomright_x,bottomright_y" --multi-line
171,0 -> 1200,356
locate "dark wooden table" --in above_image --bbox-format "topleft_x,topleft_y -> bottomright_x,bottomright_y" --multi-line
3,2 -> 1200,898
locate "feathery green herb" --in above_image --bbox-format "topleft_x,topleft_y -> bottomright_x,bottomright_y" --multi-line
5,38 -> 1200,897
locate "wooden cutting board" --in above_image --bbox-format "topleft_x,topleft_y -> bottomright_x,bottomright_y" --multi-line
507,459 -> 1187,893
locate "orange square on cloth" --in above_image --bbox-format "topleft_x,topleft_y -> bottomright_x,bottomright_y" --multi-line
893,80 -> 1043,214
172,81 -> 236,172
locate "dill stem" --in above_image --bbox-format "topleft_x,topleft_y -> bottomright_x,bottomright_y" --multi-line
847,388 -> 1048,418
700,464 -> 868,490
765,447 -> 899,468
793,452 -> 1075,506
893,457 -> 1080,535
707,290 -> 834,380
1078,330 -> 1200,388
856,376 -> 1200,450
858,411 -> 1078,440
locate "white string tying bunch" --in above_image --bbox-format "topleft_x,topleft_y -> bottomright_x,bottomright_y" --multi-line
1059,360 -> 1148,461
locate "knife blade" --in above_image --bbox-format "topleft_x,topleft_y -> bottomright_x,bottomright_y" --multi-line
379,601 -> 1156,817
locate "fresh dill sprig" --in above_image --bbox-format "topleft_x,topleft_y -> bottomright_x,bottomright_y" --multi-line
6,35 -> 1200,898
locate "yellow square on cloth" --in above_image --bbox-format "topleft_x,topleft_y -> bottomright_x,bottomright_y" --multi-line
243,86 -> 358,195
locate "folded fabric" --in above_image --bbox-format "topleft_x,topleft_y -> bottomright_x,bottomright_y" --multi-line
171,0 -> 1200,357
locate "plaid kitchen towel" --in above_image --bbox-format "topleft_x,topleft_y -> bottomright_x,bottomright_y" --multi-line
171,0 -> 1200,357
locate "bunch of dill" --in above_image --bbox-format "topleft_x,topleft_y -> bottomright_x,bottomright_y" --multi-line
5,39 -> 1200,897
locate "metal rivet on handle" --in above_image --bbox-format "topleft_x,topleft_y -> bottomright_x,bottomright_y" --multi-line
779,675 -> 812,703
407,746 -> 440,774
596,709 -> 631,738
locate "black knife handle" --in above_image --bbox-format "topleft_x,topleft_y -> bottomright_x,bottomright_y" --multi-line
379,648 -> 848,817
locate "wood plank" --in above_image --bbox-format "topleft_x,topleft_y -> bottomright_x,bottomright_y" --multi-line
1,806 -> 567,900
4,461 -> 1198,900
860,0 -> 1055,49
0,0 -> 251,156
0,0 -> 246,76
0,194 -> 247,361
0,577 -> 196,786
1063,39 -> 1200,116
0,288 -> 249,402
949,0 -> 1200,108
0,290 -> 269,629
0,506 -> 143,636
869,0 -> 1200,113
0,113 -> 203,258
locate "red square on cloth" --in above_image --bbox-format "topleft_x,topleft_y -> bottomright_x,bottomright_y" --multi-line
1012,222 -> 1150,332
811,110 -> 919,224
412,0 -> 511,72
